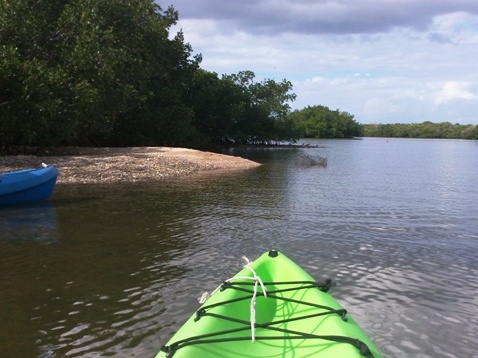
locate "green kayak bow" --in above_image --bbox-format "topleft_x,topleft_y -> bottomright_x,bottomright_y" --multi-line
156,250 -> 383,358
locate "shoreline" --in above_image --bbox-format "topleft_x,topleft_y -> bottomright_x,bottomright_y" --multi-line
0,147 -> 261,184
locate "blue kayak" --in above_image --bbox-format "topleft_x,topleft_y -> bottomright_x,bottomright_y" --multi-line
0,165 -> 59,205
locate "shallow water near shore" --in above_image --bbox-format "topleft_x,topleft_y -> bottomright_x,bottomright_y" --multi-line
1,138 -> 477,357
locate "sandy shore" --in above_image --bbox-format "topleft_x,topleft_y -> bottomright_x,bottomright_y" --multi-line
0,147 -> 261,184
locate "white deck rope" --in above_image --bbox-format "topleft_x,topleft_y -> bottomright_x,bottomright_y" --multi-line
198,255 -> 268,342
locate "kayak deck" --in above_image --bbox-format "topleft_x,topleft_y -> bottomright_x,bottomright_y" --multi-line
156,250 -> 383,358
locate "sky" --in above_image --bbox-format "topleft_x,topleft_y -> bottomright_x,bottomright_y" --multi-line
162,0 -> 478,125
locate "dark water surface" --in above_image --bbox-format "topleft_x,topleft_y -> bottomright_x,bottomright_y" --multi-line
1,138 -> 477,357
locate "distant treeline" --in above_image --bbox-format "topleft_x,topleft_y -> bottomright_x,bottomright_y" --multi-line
362,121 -> 478,140
0,1 -> 297,153
286,106 -> 478,140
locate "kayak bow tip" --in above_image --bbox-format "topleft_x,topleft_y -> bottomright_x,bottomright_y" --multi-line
268,249 -> 279,258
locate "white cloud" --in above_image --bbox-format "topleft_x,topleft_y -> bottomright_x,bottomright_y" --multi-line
430,11 -> 478,43
309,76 -> 325,84
435,82 -> 477,104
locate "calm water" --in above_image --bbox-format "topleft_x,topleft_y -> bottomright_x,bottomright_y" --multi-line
1,138 -> 477,357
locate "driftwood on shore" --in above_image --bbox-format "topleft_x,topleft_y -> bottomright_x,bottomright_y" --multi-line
295,154 -> 328,168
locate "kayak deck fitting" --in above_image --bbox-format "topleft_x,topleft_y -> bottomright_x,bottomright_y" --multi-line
156,250 -> 383,358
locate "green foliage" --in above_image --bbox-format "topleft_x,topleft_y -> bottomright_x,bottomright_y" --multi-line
0,0 -> 200,151
187,70 -> 298,146
0,1 -> 299,152
288,105 -> 362,138
186,69 -> 240,146
362,122 -> 478,139
222,71 -> 298,144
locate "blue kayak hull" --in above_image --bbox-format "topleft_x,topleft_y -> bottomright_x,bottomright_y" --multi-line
0,166 -> 59,205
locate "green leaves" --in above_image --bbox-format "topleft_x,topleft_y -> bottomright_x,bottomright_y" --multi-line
362,122 -> 478,139
1,0 -> 299,151
0,0 -> 200,150
217,71 -> 297,144
288,105 -> 362,139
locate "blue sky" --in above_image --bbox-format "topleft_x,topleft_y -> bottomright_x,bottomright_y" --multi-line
163,0 -> 478,124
